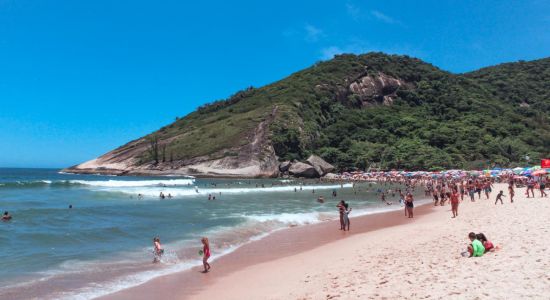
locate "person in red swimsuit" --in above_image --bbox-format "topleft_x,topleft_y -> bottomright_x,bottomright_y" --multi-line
202,237 -> 211,273
450,189 -> 460,218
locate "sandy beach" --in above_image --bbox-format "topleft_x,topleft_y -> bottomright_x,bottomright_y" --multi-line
102,183 -> 550,300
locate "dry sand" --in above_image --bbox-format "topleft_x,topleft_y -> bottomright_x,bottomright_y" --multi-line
185,183 -> 550,300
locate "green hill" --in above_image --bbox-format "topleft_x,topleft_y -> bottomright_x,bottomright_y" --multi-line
65,53 -> 550,176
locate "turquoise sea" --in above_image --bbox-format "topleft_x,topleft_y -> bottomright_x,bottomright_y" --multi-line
0,168 -> 426,299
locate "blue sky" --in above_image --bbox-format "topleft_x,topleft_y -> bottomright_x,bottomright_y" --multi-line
0,0 -> 549,168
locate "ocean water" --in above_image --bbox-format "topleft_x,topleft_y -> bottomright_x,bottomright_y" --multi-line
0,168 -> 426,299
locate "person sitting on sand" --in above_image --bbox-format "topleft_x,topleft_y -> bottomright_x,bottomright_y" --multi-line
153,237 -> 164,263
201,237 -> 211,273
476,233 -> 495,253
495,190 -> 506,205
467,232 -> 485,257
2,211 -> 12,221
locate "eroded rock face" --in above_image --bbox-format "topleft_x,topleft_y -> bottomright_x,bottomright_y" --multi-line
349,72 -> 406,106
279,161 -> 292,172
288,162 -> 319,178
305,155 -> 335,176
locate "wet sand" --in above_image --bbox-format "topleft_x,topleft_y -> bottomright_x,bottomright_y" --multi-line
101,201 -> 434,299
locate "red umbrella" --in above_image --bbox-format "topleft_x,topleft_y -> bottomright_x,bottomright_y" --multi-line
532,169 -> 547,176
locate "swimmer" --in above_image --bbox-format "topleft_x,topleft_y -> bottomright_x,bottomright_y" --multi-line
2,211 -> 12,221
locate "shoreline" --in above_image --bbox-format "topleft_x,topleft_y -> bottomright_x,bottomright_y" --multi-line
100,200 -> 435,300
103,183 -> 550,299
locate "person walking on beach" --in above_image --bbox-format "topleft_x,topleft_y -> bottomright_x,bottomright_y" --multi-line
483,180 -> 492,200
201,237 -> 211,273
539,177 -> 547,198
508,183 -> 515,203
405,193 -> 414,218
399,189 -> 407,216
450,189 -> 460,218
526,177 -> 535,198
495,190 -> 506,205
467,180 -> 476,202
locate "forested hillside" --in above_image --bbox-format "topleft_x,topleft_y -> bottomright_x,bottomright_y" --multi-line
67,53 -> 550,175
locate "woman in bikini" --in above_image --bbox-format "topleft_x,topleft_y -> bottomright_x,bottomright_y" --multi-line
201,237 -> 211,273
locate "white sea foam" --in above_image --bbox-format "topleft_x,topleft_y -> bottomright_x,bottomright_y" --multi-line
54,242 -> 247,300
108,183 -> 353,197
68,179 -> 195,187
245,211 -> 331,225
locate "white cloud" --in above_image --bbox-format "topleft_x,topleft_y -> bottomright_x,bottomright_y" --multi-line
371,10 -> 398,24
304,24 -> 324,42
346,3 -> 361,21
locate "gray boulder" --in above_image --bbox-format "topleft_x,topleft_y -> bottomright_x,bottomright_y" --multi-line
305,155 -> 335,176
323,173 -> 339,179
289,162 -> 319,178
279,161 -> 292,172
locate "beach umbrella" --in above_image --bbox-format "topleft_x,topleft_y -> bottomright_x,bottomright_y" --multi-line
532,169 -> 547,176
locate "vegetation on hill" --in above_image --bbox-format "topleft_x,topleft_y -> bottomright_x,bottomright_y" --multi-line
138,53 -> 550,171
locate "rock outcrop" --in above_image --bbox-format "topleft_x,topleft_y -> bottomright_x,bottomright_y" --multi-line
278,161 -> 292,172
305,155 -> 335,176
349,72 -> 407,106
288,162 -> 319,178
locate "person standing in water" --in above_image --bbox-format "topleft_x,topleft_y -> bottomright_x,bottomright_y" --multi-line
153,237 -> 164,263
201,237 -> 211,273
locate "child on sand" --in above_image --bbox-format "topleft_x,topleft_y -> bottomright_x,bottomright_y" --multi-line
153,237 -> 164,263
476,233 -> 495,253
467,232 -> 485,257
495,190 -> 505,205
201,237 -> 211,273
